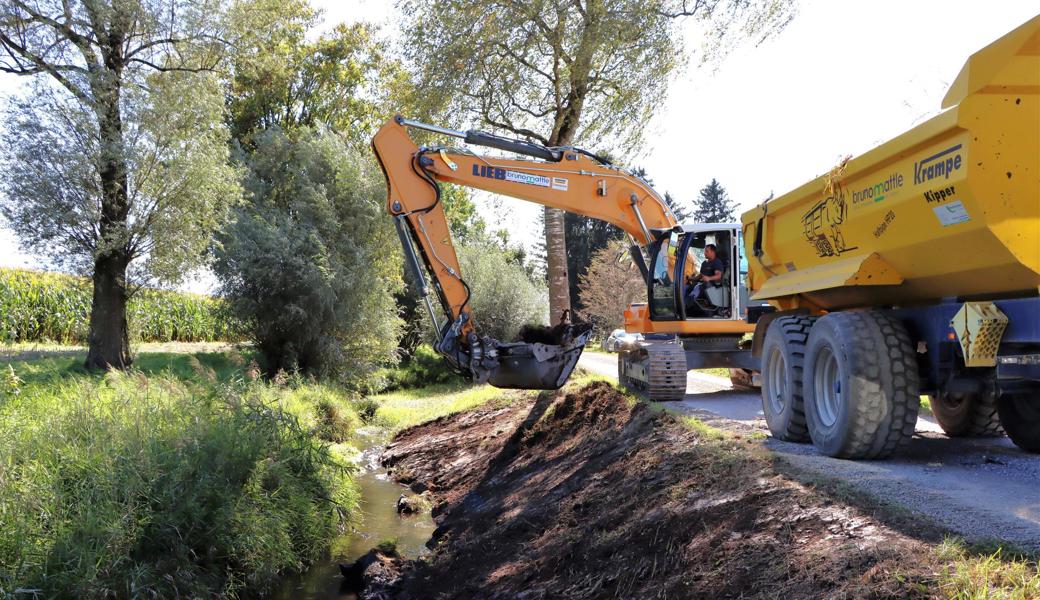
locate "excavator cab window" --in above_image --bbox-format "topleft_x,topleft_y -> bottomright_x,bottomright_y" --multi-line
676,230 -> 734,319
648,230 -> 681,320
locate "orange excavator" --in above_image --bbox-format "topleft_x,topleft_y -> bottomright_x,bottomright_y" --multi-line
372,116 -> 767,399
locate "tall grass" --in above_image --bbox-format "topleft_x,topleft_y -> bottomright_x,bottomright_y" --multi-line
935,539 -> 1040,600
0,356 -> 360,598
0,268 -> 244,344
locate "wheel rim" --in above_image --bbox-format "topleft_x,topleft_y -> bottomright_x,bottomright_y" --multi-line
813,346 -> 842,428
766,346 -> 787,414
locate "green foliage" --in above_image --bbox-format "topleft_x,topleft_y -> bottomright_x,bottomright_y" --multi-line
1,364 -> 22,397
565,212 -> 624,313
213,127 -> 402,381
228,0 -> 409,146
401,0 -> 683,149
376,538 -> 400,555
577,239 -> 645,332
0,64 -> 238,286
935,538 -> 1040,599
0,268 -> 244,344
0,358 -> 360,598
458,244 -> 548,342
377,345 -> 457,392
0,1 -> 239,365
369,381 -> 507,432
441,185 -> 487,244
693,178 -> 738,223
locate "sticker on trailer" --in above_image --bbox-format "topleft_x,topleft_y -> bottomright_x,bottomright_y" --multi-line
551,177 -> 569,191
933,200 -> 971,227
505,170 -> 551,188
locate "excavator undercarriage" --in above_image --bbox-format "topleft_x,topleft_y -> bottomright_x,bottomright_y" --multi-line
618,342 -> 688,401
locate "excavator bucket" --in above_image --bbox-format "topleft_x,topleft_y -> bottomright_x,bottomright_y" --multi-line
484,324 -> 594,390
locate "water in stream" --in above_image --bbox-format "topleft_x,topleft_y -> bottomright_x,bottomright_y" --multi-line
272,427 -> 436,599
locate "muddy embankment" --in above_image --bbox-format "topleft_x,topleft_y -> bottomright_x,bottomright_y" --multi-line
361,382 -> 943,599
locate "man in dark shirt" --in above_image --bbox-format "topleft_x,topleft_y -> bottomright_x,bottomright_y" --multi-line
686,244 -> 725,308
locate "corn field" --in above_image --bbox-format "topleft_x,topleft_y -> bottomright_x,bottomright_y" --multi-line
0,268 -> 245,344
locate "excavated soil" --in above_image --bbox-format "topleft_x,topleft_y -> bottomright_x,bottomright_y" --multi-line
376,382 -> 941,599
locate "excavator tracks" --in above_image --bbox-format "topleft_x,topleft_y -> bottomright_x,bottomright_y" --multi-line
618,341 -> 687,401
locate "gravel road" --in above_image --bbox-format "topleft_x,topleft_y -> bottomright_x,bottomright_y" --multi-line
579,351 -> 1040,550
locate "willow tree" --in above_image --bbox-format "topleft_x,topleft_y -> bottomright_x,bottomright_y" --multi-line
400,0 -> 797,321
0,0 -> 236,369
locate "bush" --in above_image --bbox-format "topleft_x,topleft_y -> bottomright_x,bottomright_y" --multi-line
214,127 -> 402,382
0,366 -> 358,598
577,239 -> 645,332
457,244 -> 548,342
377,344 -> 457,392
0,268 -> 245,344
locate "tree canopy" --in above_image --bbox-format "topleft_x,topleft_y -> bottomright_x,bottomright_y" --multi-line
399,0 -> 796,322
229,0 -> 406,145
578,239 -> 645,332
693,178 -> 738,223
0,0 -> 237,369
213,127 -> 403,380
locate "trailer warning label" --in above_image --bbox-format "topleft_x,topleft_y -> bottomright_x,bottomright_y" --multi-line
933,200 -> 971,227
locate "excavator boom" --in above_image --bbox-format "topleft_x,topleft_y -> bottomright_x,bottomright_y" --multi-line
372,116 -> 678,389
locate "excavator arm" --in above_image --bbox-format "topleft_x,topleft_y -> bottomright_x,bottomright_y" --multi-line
372,116 -> 679,389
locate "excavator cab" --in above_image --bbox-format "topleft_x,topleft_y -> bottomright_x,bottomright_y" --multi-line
646,224 -> 755,322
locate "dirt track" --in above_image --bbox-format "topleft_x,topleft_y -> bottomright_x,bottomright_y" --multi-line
579,352 -> 1040,550
369,382 -> 954,599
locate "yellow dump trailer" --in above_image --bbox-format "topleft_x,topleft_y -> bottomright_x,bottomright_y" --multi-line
741,16 -> 1040,458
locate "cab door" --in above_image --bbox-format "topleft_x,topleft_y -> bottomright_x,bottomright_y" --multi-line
647,230 -> 681,320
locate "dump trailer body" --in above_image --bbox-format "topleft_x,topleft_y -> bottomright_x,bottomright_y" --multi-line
743,15 -> 1040,458
742,15 -> 1039,311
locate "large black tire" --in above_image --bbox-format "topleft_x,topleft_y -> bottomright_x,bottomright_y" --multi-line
803,311 -> 919,459
997,391 -> 1040,453
930,391 -> 1004,438
759,316 -> 817,443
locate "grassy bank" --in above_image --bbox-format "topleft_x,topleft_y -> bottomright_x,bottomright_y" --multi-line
0,352 -> 363,598
369,382 -> 511,432
0,345 -> 511,598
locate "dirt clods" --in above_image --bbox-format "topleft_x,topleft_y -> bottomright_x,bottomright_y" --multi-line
517,323 -> 566,345
342,546 -> 402,600
395,491 -> 432,515
379,382 -> 939,599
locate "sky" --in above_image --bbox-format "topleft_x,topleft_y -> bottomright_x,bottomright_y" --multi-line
0,0 -> 1037,290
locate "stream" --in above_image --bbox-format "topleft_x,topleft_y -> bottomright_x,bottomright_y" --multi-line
272,427 -> 436,599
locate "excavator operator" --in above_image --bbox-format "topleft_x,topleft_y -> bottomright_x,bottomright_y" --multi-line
685,243 -> 725,311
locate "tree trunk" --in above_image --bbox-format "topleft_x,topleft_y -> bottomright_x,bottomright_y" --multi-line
85,52 -> 133,370
543,121 -> 584,324
85,250 -> 132,370
544,205 -> 571,323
